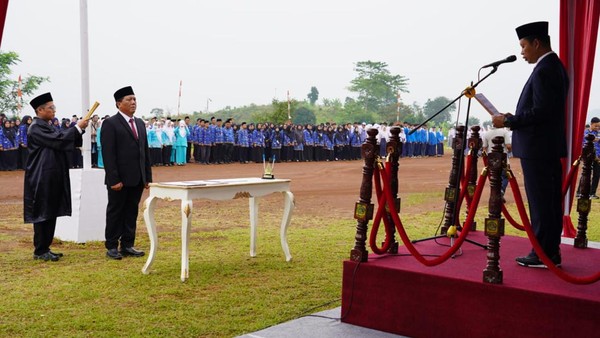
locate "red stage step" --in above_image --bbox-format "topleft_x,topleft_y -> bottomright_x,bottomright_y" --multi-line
341,232 -> 600,338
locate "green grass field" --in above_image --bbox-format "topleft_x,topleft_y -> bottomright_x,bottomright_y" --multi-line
0,195 -> 598,337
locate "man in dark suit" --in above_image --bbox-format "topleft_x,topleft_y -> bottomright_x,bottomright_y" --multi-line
24,93 -> 89,261
100,86 -> 152,260
493,21 -> 569,268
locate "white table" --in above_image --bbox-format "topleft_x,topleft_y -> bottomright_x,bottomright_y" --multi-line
141,177 -> 294,281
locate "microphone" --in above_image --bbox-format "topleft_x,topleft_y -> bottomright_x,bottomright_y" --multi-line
482,55 -> 517,68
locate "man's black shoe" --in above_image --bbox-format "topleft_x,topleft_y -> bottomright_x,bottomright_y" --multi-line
120,247 -> 145,257
49,250 -> 63,257
591,195 -> 600,200
33,252 -> 59,262
106,248 -> 123,260
516,252 -> 561,268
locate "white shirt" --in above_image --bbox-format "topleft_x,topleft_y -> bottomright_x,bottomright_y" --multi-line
118,111 -> 138,136
482,127 -> 511,153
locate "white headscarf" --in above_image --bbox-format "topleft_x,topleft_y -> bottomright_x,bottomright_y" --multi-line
164,120 -> 175,140
178,120 -> 187,137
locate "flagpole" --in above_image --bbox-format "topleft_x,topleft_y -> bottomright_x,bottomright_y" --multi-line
55,0 -> 108,244
80,0 -> 91,170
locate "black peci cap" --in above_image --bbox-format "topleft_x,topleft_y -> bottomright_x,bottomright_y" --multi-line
113,86 -> 135,101
30,92 -> 53,110
516,21 -> 548,40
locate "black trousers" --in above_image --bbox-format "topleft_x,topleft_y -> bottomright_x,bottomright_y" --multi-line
200,145 -> 211,164
150,148 -> 162,165
223,143 -> 233,163
186,142 -> 192,162
33,218 -> 57,255
239,147 -> 249,163
105,184 -> 144,250
214,143 -> 224,163
19,146 -> 29,170
162,145 -> 172,165
252,146 -> 263,163
193,143 -> 201,162
271,148 -> 281,162
91,143 -> 98,167
520,157 -> 563,257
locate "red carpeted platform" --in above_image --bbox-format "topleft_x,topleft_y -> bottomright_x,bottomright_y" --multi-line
341,231 -> 600,338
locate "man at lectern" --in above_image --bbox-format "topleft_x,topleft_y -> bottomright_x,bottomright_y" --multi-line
24,93 -> 89,261
492,21 -> 569,268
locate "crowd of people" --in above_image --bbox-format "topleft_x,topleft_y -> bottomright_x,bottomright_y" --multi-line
95,117 -> 449,168
2,110 -> 524,171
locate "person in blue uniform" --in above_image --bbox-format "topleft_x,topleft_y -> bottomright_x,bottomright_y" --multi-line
350,125 -> 362,160
577,117 -> 600,198
283,125 -> 294,162
24,92 -> 88,261
252,123 -> 266,163
174,120 -> 189,165
436,127 -> 445,156
96,117 -> 105,168
0,119 -> 19,171
237,122 -> 250,163
222,119 -> 235,163
200,120 -> 213,164
271,125 -> 282,162
17,115 -> 32,169
184,116 -> 193,163
147,122 -> 162,166
191,118 -> 201,163
492,21 -> 569,268
213,119 -> 224,164
303,124 -> 314,161
427,127 -> 437,157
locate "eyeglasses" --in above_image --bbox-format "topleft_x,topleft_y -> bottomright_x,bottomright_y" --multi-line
44,105 -> 57,111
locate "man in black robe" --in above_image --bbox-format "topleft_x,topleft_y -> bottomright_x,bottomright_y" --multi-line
23,92 -> 89,261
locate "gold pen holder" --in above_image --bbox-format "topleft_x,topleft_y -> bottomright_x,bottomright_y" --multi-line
262,162 -> 275,179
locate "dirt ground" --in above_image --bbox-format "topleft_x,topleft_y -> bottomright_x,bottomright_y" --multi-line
0,154 -> 522,217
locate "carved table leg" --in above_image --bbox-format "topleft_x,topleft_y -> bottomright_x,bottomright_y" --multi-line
181,199 -> 193,282
280,191 -> 294,262
249,196 -> 259,258
142,196 -> 158,275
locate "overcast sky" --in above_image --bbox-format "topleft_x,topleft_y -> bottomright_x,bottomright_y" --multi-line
2,0 -> 599,123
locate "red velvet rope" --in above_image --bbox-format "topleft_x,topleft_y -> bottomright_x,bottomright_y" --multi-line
369,164 -> 396,254
455,152 -> 473,220
501,158 -> 579,231
502,174 -> 526,231
369,161 -> 487,266
510,175 -> 600,284
562,161 -> 580,198
369,155 -> 599,283
479,155 -> 526,231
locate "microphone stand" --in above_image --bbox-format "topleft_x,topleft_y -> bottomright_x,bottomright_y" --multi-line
409,66 -> 501,250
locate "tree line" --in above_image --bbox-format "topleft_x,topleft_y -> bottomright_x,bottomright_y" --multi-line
0,52 -> 481,127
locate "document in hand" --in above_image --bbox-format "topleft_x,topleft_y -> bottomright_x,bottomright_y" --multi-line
474,93 -> 500,116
